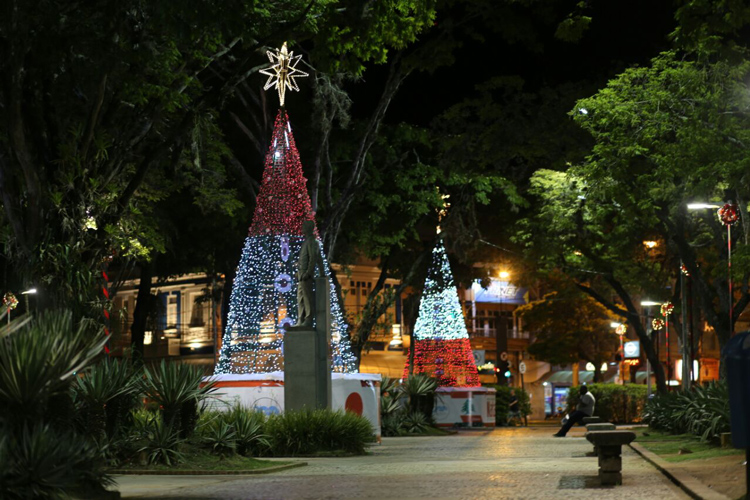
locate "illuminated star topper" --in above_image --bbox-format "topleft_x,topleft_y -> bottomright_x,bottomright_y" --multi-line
259,42 -> 309,107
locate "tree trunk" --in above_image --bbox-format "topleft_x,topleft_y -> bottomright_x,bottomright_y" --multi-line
130,262 -> 154,361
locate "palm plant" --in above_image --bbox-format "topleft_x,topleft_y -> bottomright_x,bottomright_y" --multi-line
142,360 -> 216,437
226,406 -> 269,456
402,374 -> 438,421
0,311 -> 112,498
0,311 -> 108,428
0,424 -> 114,499
202,420 -> 237,457
74,358 -> 141,439
136,414 -> 186,465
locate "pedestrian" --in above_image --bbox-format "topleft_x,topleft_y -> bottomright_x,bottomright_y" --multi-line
553,385 -> 595,437
507,389 -> 520,425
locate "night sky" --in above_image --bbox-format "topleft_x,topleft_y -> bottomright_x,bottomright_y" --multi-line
349,0 -> 676,126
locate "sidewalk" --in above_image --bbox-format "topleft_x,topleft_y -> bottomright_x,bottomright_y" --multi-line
114,427 -> 689,499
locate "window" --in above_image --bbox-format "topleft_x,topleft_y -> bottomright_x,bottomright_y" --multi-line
190,294 -> 205,327
167,295 -> 178,328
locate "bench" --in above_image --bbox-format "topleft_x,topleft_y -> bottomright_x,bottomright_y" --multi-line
584,423 -> 616,456
582,416 -> 603,424
585,430 -> 636,485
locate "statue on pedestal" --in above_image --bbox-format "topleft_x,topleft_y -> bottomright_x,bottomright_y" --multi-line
288,220 -> 323,330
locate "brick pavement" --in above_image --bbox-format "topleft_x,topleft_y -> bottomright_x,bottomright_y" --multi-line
115,427 -> 688,499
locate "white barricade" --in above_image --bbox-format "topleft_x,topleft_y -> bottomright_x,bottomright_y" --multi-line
205,372 -> 381,440
433,386 -> 496,428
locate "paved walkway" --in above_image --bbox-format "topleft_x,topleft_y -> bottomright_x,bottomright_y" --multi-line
115,427 -> 688,499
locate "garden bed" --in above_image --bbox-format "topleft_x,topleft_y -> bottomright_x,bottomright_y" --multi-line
111,445 -> 295,474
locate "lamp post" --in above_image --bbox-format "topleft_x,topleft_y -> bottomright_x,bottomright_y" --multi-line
21,288 -> 37,313
661,302 -> 674,387
641,301 -> 660,397
614,322 -> 627,385
687,202 -> 738,337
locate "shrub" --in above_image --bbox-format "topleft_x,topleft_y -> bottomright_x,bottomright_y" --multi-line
142,361 -> 216,438
402,411 -> 429,434
382,413 -> 406,437
566,384 -> 646,424
0,311 -> 112,498
402,375 -> 438,422
201,420 -> 237,457
74,357 -> 141,440
490,386 -> 531,425
0,424 -> 114,500
135,413 -> 185,465
264,409 -> 374,456
198,407 -> 270,457
642,381 -> 730,442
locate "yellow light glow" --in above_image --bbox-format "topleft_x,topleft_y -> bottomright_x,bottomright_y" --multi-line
643,240 -> 658,249
259,42 -> 308,106
499,271 -> 510,279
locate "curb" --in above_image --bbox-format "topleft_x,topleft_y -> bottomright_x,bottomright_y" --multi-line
629,442 -> 731,500
109,461 -> 307,476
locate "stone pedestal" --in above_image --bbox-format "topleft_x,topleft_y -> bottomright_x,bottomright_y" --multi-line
585,430 -> 636,486
283,276 -> 332,412
585,423 -> 616,456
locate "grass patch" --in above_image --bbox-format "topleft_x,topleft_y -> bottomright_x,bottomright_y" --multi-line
114,444 -> 289,472
634,428 -> 744,463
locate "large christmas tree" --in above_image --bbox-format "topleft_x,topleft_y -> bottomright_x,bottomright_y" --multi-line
215,44 -> 356,374
403,239 -> 480,387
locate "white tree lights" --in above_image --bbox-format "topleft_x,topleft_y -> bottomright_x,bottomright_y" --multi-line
214,112 -> 356,374
403,239 -> 480,387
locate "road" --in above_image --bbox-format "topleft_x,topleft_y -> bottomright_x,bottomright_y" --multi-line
115,426 -> 688,499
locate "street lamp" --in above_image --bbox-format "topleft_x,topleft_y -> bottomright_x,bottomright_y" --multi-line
687,202 -> 737,336
640,300 -> 659,397
21,288 -> 37,314
499,270 -> 510,280
614,323 -> 627,385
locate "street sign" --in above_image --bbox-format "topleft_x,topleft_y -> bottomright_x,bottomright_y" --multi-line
624,341 -> 640,359
519,361 -> 527,374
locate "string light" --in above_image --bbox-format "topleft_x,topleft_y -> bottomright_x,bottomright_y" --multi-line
215,110 -> 356,374
403,239 -> 480,387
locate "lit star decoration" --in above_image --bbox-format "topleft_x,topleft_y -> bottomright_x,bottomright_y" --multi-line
652,318 -> 664,331
403,239 -> 480,387
615,324 -> 627,335
214,110 -> 356,374
259,42 -> 309,107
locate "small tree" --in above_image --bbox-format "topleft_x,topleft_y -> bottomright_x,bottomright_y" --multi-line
518,284 -> 619,381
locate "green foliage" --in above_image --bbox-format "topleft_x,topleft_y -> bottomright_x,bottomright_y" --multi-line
490,386 -> 531,426
74,358 -> 141,439
0,311 -> 108,427
141,361 -> 216,437
0,424 -> 114,500
197,407 -> 270,457
517,279 -> 619,376
566,384 -> 647,424
135,414 -> 186,466
264,409 -> 374,456
642,382 -> 730,442
0,311 -> 112,498
201,420 -> 237,458
401,410 -> 429,434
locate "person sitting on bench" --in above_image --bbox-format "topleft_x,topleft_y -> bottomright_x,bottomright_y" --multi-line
553,385 -> 595,437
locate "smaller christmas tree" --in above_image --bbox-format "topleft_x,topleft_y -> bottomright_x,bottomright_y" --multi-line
403,238 -> 480,387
